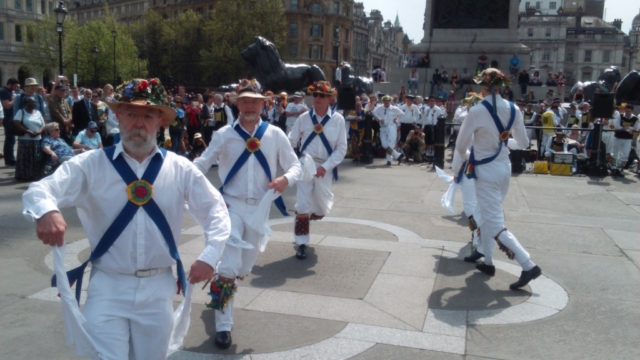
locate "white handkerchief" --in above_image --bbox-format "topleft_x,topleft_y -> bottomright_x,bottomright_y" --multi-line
167,282 -> 194,356
441,183 -> 459,215
246,189 -> 281,252
435,166 -> 454,185
299,153 -> 317,183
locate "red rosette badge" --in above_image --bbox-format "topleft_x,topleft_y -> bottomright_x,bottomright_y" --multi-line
499,130 -> 511,142
127,180 -> 153,206
313,123 -> 324,134
245,137 -> 261,153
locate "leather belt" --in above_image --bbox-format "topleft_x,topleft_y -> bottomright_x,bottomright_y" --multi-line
312,157 -> 326,163
244,198 -> 260,205
134,267 -> 170,278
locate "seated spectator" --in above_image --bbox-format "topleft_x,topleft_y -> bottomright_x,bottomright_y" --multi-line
430,69 -> 442,95
502,87 -> 514,101
446,91 -> 456,113
73,121 -> 103,150
458,68 -> 472,89
545,89 -> 555,104
406,51 -> 419,68
545,72 -> 557,86
441,71 -> 449,84
419,53 -> 430,68
401,126 -> 426,164
526,90 -> 536,101
450,69 -> 459,90
398,86 -> 407,102
567,125 -> 586,155
477,51 -> 488,73
41,122 -> 84,166
435,85 -> 448,101
13,95 -> 45,181
464,85 -> 474,99
544,130 -> 568,159
530,71 -> 542,86
573,87 -> 584,104
188,133 -> 207,161
509,54 -> 520,75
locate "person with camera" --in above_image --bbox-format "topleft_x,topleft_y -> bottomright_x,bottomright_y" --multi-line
401,126 -> 425,164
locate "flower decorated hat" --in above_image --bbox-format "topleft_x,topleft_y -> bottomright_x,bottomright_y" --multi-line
474,68 -> 511,88
233,79 -> 269,100
461,92 -> 484,106
307,80 -> 335,96
107,78 -> 175,127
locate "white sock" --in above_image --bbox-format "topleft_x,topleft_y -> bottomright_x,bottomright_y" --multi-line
484,256 -> 493,266
521,259 -> 536,271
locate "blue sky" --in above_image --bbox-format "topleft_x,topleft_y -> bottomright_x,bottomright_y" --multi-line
361,0 -> 637,43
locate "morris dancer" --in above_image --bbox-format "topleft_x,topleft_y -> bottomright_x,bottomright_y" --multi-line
457,69 -> 542,290
289,81 -> 347,259
421,96 -> 446,157
194,79 -> 301,349
398,94 -> 419,144
372,95 -> 404,165
22,78 -> 231,359
612,104 -> 639,174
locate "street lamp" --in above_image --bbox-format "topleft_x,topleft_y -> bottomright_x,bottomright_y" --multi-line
54,1 -> 68,76
74,42 -> 79,86
137,51 -> 141,77
92,45 -> 99,88
111,29 -> 117,86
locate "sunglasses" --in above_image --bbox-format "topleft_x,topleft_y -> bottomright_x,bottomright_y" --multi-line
92,95 -> 99,98
88,129 -> 97,133
313,93 -> 327,98
175,101 -> 183,104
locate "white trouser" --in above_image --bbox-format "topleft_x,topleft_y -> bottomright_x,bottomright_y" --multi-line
613,138 -> 632,166
526,128 -> 536,147
459,175 -> 481,226
83,268 -> 176,360
294,162 -> 334,245
215,195 -> 263,332
474,160 -> 530,267
601,131 -> 614,155
380,126 -> 401,162
540,132 -> 553,153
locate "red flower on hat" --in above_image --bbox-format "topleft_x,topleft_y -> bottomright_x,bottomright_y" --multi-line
137,80 -> 149,92
150,79 -> 158,86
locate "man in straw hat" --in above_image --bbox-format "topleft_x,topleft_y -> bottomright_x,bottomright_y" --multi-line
456,68 -> 542,290
193,79 -> 301,349
372,95 -> 404,165
288,81 -> 347,259
22,78 -> 231,359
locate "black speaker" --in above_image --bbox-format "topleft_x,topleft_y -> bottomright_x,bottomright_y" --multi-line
337,86 -> 356,111
591,93 -> 615,119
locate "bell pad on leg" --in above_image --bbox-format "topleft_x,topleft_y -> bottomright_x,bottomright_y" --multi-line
295,214 -> 310,236
494,228 -> 516,260
206,276 -> 237,313
468,215 -> 478,231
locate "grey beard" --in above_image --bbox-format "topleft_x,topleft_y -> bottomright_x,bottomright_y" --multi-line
242,113 -> 260,122
120,127 -> 157,158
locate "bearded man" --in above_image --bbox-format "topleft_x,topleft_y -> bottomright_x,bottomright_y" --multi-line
22,78 -> 231,359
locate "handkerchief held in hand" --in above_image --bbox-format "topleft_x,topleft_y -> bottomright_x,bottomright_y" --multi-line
246,189 -> 281,252
435,166 -> 454,184
53,244 -> 101,360
441,183 -> 459,215
299,153 -> 317,183
167,282 -> 194,356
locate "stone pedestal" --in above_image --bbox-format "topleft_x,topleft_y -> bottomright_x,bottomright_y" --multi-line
412,0 -> 530,74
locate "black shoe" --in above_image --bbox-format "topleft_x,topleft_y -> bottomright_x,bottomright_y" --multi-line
5,161 -> 16,166
214,331 -> 232,349
464,250 -> 484,263
510,266 -> 541,290
296,244 -> 307,260
397,154 -> 404,165
476,263 -> 496,276
386,161 -> 391,166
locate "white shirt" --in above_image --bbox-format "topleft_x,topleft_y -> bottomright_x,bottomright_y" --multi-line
453,106 -> 468,125
335,68 -> 342,82
456,94 -> 529,164
207,104 -> 235,126
285,102 -> 309,126
15,109 -> 45,140
194,120 -> 301,200
372,105 -> 403,127
421,105 -> 445,126
289,106 -> 348,171
22,143 -> 231,274
365,102 -> 379,113
545,137 -> 568,153
399,104 -> 420,124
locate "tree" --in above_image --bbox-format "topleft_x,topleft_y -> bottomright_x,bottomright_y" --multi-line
20,15 -> 78,76
129,9 -> 168,83
200,0 -> 286,84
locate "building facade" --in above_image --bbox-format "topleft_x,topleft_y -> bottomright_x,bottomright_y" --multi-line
519,11 -> 626,85
351,2 -> 368,76
366,10 -> 404,76
625,10 -> 640,73
0,0 -> 51,85
519,0 -> 604,18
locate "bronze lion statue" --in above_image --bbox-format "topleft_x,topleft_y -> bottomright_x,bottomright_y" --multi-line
241,36 -> 326,93
570,66 -> 621,102
615,70 -> 640,105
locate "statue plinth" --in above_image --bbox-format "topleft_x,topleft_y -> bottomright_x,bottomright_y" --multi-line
412,0 -> 529,72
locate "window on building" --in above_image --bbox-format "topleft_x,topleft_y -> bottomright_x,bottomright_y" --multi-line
310,3 -> 322,13
333,1 -> 339,14
48,1 -> 52,14
528,28 -> 534,37
333,46 -> 338,61
565,50 -> 574,62
542,49 -> 551,61
290,0 -> 298,11
567,30 -> 575,38
15,24 -> 22,42
582,71 -> 591,81
535,1 -> 541,9
545,28 -> 551,37
40,0 -> 44,13
585,31 -> 593,39
525,1 -> 530,8
0,23 -> 4,41
0,0 -> 3,8
333,26 -> 339,39
289,43 -> 297,58
290,23 -> 298,36
26,25 -> 33,43
603,50 -> 611,63
309,45 -> 322,59
15,0 -> 21,11
344,29 -> 349,41
603,31 -> 614,39
549,2 -> 556,9
584,50 -> 592,62
26,0 -> 32,11
309,24 -> 323,37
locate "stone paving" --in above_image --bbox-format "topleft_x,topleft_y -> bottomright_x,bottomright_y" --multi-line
1,130 -> 639,359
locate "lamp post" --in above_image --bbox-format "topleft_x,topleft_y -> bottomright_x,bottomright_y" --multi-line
112,29 -> 117,86
92,45 -> 99,89
137,51 -> 141,77
74,42 -> 79,86
54,1 -> 68,76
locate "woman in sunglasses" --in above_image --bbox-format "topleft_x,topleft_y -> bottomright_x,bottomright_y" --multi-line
73,121 -> 103,150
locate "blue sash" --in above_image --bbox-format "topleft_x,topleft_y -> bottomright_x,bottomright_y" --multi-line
465,101 -> 516,179
52,146 -> 186,304
222,121 -> 288,216
455,161 -> 466,184
299,109 -> 339,181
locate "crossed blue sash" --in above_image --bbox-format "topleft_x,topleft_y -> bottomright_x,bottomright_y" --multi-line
465,101 -> 516,179
299,109 -> 338,181
51,146 -> 186,304
455,161 -> 466,184
221,121 -> 288,216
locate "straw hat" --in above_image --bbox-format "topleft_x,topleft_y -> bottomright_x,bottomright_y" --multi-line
24,78 -> 39,87
107,78 -> 175,128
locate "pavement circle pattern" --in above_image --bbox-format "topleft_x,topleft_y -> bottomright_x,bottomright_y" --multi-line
31,217 -> 569,359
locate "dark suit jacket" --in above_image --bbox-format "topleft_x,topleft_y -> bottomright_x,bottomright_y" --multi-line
48,95 -> 73,134
71,99 -> 98,136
